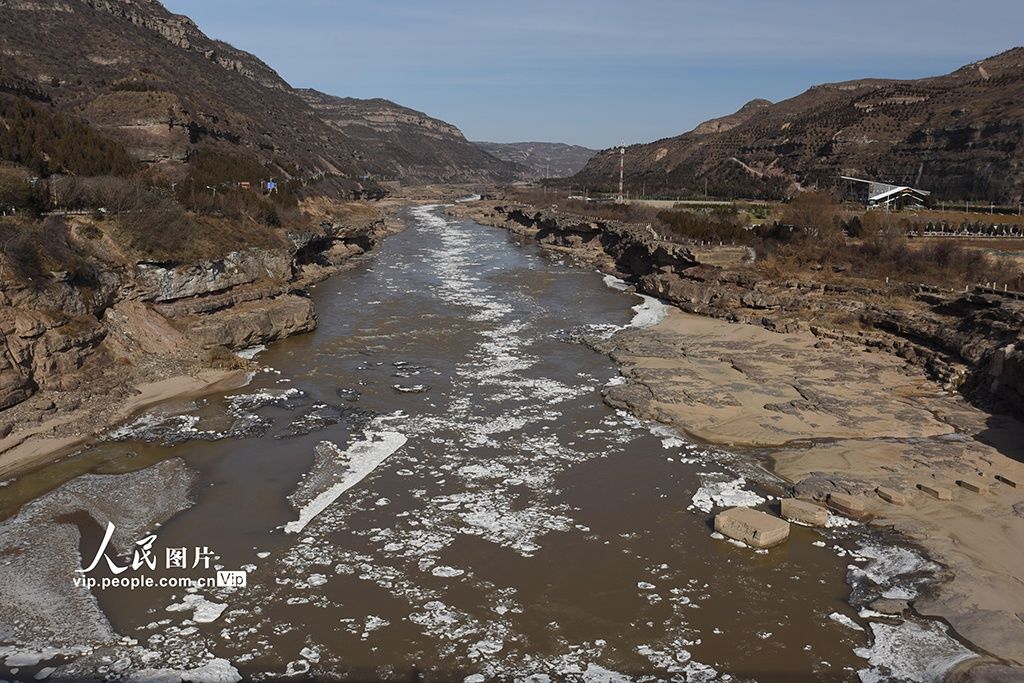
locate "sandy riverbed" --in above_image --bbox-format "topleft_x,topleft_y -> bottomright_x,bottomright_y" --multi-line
602,307 -> 1024,679
0,369 -> 250,481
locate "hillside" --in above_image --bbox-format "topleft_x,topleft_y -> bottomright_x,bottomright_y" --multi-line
571,48 -> 1024,202
298,90 -> 518,184
0,0 -> 516,190
474,141 -> 598,179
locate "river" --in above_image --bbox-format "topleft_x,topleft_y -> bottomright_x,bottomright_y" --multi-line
0,205 -> 972,681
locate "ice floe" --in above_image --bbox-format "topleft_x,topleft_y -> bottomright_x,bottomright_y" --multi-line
829,611 -> 864,632
234,345 -> 266,360
285,431 -> 408,534
855,620 -> 975,682
629,295 -> 668,329
166,595 -> 227,624
689,475 -> 766,514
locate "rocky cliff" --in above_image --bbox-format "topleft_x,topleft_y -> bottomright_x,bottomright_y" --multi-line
0,205 -> 388,428
571,48 -> 1024,202
298,90 -> 518,184
457,202 -> 1024,416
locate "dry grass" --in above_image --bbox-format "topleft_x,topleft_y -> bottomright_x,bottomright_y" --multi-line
0,217 -> 99,288
914,209 -> 1024,227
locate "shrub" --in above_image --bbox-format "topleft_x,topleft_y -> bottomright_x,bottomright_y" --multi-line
656,207 -> 751,243
0,217 -> 97,288
0,166 -> 44,212
0,96 -> 135,177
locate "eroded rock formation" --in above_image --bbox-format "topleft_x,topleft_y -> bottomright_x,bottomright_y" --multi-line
0,211 -> 387,414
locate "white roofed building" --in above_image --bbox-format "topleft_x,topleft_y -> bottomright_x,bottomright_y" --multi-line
841,176 -> 931,210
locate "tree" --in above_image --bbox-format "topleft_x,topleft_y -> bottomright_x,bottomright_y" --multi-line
0,96 -> 135,177
782,192 -> 841,241
0,167 -> 38,210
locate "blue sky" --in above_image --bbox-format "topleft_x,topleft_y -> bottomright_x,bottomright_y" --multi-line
163,0 -> 1022,149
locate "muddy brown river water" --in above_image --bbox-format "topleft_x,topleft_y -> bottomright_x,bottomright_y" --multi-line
0,206 -> 977,681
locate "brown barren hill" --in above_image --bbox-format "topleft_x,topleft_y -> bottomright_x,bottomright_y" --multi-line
297,90 -> 519,184
571,48 -> 1024,202
473,141 -> 598,179
0,0 -> 517,188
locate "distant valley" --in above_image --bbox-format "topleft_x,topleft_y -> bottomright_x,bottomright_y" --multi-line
474,141 -> 598,179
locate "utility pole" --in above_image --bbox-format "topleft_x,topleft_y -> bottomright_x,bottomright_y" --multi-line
618,146 -> 625,203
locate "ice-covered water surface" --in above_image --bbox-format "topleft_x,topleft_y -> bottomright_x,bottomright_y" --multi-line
3,206 -> 972,682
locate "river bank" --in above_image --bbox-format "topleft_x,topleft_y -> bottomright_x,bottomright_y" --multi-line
0,198 -> 409,482
451,200 -> 1024,681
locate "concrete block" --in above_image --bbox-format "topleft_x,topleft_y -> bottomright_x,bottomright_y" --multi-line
781,498 -> 829,526
827,492 -> 866,518
917,483 -> 953,500
956,478 -> 990,495
876,486 -> 907,506
714,507 -> 790,548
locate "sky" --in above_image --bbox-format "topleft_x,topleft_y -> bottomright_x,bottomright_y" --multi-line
162,0 -> 1023,150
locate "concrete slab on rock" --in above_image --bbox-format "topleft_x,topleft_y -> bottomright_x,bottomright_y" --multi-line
876,486 -> 908,506
957,478 -> 990,495
781,498 -> 829,526
714,507 -> 790,548
995,474 -> 1018,489
827,492 -> 866,518
918,482 -> 953,500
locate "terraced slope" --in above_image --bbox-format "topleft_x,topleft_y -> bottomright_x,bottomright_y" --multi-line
572,49 -> 1024,202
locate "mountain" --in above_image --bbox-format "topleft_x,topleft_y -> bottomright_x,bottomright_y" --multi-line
474,142 -> 598,179
570,49 -> 1024,202
298,91 -> 518,184
0,0 -> 516,191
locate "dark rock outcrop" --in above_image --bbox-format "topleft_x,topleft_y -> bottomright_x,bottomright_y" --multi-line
475,204 -> 698,278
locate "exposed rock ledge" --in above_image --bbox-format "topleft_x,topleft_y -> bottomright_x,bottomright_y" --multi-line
0,207 -> 393,476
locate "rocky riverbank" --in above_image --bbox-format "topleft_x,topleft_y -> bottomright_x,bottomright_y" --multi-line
0,202 -> 399,480
450,202 -> 1024,413
451,200 -> 1024,681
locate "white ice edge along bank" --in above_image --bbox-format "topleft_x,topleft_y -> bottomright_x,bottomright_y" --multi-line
601,273 -> 669,329
285,431 -> 408,534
